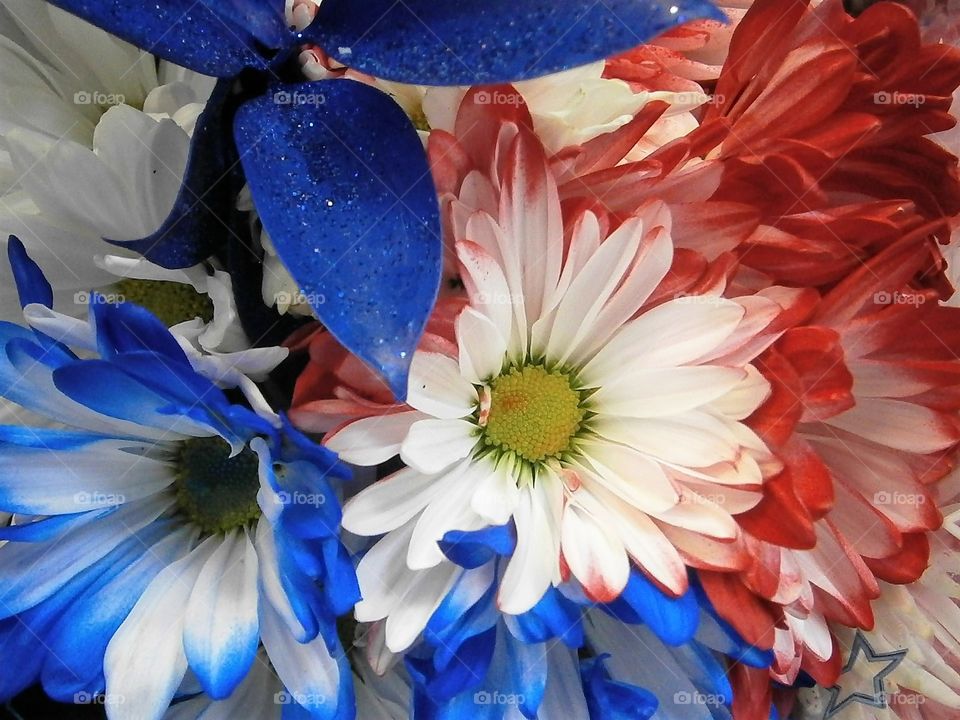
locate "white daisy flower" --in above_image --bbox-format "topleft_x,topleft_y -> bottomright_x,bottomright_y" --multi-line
325,123 -> 797,652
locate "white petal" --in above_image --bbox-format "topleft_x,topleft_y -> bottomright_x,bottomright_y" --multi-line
470,455 -> 521,525
260,601 -> 340,716
561,503 -> 629,602
580,298 -> 744,385
354,521 -> 419,622
400,418 -> 478,474
648,490 -> 739,540
407,462 -> 486,570
325,411 -> 427,466
183,529 -> 260,699
457,307 -> 508,384
498,474 -> 562,614
593,411 -> 739,467
105,538 -> 219,720
591,366 -> 747,418
384,561 -> 460,652
407,351 -> 477,419
342,465 -> 443,537
574,441 -> 679,514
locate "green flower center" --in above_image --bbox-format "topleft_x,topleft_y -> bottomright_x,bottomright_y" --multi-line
114,278 -> 214,327
481,365 -> 585,463
175,437 -> 261,535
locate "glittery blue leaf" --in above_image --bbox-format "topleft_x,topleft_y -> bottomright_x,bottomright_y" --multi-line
106,79 -> 240,268
46,0 -> 274,77
305,0 -> 725,85
211,0 -> 290,49
234,80 -> 442,400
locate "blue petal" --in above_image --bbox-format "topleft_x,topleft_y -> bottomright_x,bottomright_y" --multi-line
601,569 -> 699,646
439,524 -> 516,569
41,522 -> 185,701
320,537 -> 361,615
408,627 -> 497,701
51,359 -> 224,440
0,511 -> 103,542
306,0 -> 724,85
7,235 -> 52,309
505,587 -> 583,648
234,80 -> 442,400
107,80 -> 241,268
46,1 -> 272,77
504,632 -> 547,718
91,299 -> 189,362
581,657 -> 658,720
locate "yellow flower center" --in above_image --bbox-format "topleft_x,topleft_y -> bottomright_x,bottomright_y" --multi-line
482,365 -> 585,463
114,278 -> 215,327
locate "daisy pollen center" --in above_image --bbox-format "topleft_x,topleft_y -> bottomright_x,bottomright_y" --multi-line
482,364 -> 585,463
114,278 -> 214,327
175,437 -> 262,535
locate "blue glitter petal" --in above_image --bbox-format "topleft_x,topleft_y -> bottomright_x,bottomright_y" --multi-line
306,0 -> 725,85
46,0 -> 273,77
211,0 -> 290,49
234,80 -> 442,400
106,80 -> 240,268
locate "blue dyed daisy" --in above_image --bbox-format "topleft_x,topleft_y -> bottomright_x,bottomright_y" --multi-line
44,0 -> 723,398
0,237 -> 357,719
391,524 -> 775,719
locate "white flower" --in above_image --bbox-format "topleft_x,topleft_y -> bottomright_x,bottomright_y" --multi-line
0,0 -> 215,317
326,125 -> 791,652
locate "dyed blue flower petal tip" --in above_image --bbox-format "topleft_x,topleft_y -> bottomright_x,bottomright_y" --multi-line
7,236 -> 53,309
46,0 -> 275,77
234,80 -> 442,401
307,0 -> 726,85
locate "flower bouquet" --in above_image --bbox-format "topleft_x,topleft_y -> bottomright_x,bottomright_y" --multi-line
0,1 -> 959,719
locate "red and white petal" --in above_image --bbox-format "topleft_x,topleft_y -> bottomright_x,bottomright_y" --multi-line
560,502 -> 630,603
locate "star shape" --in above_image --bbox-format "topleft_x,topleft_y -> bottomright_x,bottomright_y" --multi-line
823,630 -> 907,719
